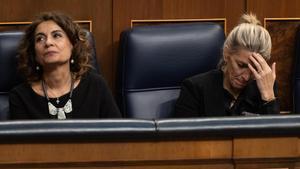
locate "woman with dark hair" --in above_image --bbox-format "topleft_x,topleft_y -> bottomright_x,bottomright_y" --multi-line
175,13 -> 279,117
9,11 -> 121,119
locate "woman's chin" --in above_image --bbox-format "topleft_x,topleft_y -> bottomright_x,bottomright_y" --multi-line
232,80 -> 246,89
44,59 -> 69,65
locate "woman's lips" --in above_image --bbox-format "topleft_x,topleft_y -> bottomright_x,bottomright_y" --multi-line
44,51 -> 57,57
234,78 -> 247,87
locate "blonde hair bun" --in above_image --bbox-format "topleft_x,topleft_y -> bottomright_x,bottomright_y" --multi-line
239,13 -> 261,25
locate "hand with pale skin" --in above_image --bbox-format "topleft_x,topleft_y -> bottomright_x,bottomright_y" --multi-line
248,53 -> 276,101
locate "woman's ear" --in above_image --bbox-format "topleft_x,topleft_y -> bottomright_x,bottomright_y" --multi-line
223,55 -> 228,62
223,53 -> 228,62
223,48 -> 230,62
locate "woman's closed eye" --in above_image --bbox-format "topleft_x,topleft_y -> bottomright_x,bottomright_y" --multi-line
52,32 -> 63,39
237,62 -> 248,69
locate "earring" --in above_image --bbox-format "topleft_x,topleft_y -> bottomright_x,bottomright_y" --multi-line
36,65 -> 40,71
70,59 -> 74,64
221,61 -> 227,71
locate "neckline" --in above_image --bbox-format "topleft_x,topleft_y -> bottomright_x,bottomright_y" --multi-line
42,77 -> 75,119
29,77 -> 83,100
42,77 -> 74,101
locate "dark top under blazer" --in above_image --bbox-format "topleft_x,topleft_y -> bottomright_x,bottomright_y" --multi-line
175,69 -> 279,117
9,72 -> 121,119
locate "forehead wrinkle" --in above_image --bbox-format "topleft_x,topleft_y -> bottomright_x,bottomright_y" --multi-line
35,20 -> 63,35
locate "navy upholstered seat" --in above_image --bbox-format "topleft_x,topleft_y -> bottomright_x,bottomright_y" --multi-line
117,23 -> 225,119
86,31 -> 100,73
0,31 -> 24,120
0,30 -> 99,120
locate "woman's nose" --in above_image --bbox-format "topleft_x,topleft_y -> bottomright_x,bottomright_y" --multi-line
241,70 -> 251,81
45,37 -> 54,47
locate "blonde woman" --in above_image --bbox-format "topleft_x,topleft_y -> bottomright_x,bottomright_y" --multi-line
175,13 -> 279,117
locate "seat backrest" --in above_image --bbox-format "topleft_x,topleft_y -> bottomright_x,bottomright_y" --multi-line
0,30 -> 99,120
86,31 -> 100,73
117,23 -> 225,119
0,31 -> 24,120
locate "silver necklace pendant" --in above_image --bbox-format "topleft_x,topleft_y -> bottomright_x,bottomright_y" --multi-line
64,99 -> 72,113
47,99 -> 72,119
42,77 -> 74,120
57,108 -> 66,119
48,102 -> 57,116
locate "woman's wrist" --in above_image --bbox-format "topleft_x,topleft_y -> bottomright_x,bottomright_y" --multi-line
261,92 -> 275,102
262,97 -> 277,105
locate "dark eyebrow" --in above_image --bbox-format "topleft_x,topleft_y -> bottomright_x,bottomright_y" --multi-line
51,30 -> 64,34
35,29 -> 64,37
35,32 -> 45,37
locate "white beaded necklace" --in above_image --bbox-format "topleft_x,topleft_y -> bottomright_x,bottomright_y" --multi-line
42,79 -> 74,119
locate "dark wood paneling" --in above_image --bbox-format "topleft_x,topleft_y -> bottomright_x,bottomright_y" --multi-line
234,137 -> 299,169
0,140 -> 233,168
0,0 -> 113,86
162,0 -> 226,18
266,20 -> 300,112
162,0 -> 245,31
248,0 -> 300,112
113,0 -> 246,36
0,22 -> 91,32
247,0 -> 300,19
0,137 -> 299,168
225,0 -> 247,33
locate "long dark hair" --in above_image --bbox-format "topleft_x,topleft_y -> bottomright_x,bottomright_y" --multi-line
18,11 -> 92,82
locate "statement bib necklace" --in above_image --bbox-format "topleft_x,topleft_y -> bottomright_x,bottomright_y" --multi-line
42,78 -> 74,119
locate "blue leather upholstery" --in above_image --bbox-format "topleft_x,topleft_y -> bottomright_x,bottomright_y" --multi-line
156,115 -> 300,138
0,30 -> 99,120
86,31 -> 100,73
0,119 -> 156,140
117,23 -> 225,119
0,31 -> 24,120
1,115 -> 300,141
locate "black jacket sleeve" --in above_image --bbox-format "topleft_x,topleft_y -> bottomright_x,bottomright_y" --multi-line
174,79 -> 203,117
9,89 -> 30,119
258,81 -> 280,114
98,76 -> 122,118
